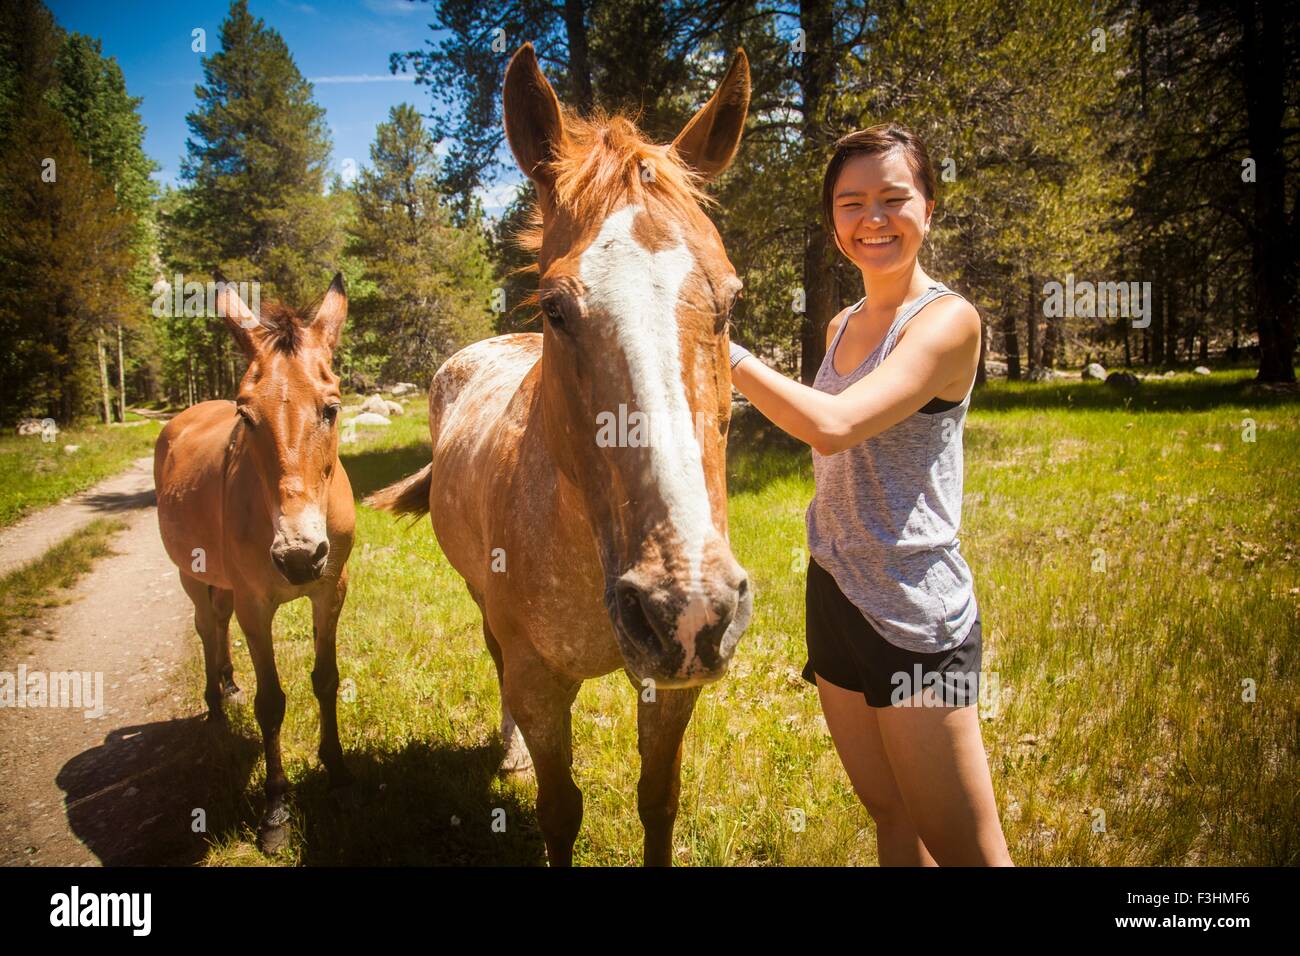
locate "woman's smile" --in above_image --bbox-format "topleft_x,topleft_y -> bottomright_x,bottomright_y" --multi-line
857,234 -> 899,247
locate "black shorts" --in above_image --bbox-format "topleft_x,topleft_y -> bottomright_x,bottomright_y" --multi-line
802,557 -> 983,709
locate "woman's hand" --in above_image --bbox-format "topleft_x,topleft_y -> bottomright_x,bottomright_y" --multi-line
729,297 -> 981,455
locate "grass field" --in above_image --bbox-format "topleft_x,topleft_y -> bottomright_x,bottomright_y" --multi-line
0,420 -> 162,528
176,369 -> 1297,866
0,518 -> 129,646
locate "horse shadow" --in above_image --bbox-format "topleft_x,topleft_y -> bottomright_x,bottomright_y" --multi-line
289,739 -> 547,865
56,716 -> 546,865
56,716 -> 260,865
80,487 -> 156,513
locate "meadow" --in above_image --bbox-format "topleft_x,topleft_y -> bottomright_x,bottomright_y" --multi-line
0,416 -> 162,528
179,370 -> 1297,866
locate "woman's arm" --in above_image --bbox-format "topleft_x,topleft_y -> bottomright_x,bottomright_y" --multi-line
730,298 -> 981,456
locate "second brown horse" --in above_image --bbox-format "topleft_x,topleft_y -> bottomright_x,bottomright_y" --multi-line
154,275 -> 355,852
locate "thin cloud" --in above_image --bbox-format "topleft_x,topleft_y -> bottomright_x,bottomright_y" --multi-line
310,73 -> 417,84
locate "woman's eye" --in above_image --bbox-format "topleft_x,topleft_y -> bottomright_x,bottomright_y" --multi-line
887,198 -> 907,205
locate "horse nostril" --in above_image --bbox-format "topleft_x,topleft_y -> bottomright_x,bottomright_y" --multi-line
312,540 -> 329,564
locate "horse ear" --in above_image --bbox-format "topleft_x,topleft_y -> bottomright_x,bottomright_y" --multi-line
671,48 -> 750,181
311,273 -> 347,353
213,274 -> 262,360
503,43 -> 564,193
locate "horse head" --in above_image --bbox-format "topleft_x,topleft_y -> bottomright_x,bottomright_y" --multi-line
503,43 -> 753,688
217,275 -> 349,585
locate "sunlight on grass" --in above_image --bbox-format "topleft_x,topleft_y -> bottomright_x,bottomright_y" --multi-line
181,371 -> 1298,865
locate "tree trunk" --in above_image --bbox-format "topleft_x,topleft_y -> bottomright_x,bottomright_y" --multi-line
1237,1 -> 1296,382
1025,273 -> 1038,372
797,0 -> 836,385
116,321 -> 126,423
96,327 -> 112,425
1152,267 -> 1165,366
1003,281 -> 1021,380
562,0 -> 593,114
1165,284 -> 1179,366
975,313 -> 988,387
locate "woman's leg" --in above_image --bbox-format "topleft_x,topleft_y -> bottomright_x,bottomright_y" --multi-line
815,674 -> 938,866
874,698 -> 1013,865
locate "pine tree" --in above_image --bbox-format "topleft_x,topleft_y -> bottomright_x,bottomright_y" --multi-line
348,103 -> 495,384
170,0 -> 340,306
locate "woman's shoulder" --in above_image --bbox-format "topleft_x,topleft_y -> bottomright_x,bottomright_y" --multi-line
824,296 -> 866,351
901,287 -> 981,343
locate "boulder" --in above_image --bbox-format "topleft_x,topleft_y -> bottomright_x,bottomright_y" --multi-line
16,418 -> 55,437
390,382 -> 419,396
1082,362 -> 1107,381
1027,367 -> 1062,382
359,394 -> 389,416
1194,366 -> 1211,375
347,412 -> 391,427
1105,371 -> 1141,390
384,400 -> 404,416
1162,369 -> 1177,378
63,444 -> 80,454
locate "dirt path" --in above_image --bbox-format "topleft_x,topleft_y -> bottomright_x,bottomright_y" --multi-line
0,461 -> 204,866
0,457 -> 158,579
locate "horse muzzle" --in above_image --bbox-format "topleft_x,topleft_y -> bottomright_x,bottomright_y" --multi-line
611,565 -> 752,688
271,538 -> 329,584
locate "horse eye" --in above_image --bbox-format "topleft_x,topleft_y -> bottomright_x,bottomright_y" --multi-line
237,406 -> 255,427
541,297 -> 566,330
323,403 -> 340,424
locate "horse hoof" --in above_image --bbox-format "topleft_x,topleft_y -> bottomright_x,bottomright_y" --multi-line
498,746 -> 534,776
258,806 -> 291,854
221,681 -> 244,703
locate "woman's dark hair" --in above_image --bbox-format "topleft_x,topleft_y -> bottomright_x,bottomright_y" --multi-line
821,123 -> 938,249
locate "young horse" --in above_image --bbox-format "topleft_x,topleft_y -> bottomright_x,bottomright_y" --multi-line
367,44 -> 753,865
154,275 -> 355,852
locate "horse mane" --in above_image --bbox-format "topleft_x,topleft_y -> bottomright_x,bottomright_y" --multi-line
257,302 -> 305,355
510,107 -> 717,319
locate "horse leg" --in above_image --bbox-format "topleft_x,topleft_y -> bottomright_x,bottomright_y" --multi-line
630,674 -> 702,866
233,594 -> 291,853
178,573 -> 226,721
478,606 -> 533,775
502,648 -> 582,865
310,570 -> 352,788
210,585 -> 240,700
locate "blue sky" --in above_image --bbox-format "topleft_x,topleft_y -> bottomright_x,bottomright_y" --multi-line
48,0 -> 524,216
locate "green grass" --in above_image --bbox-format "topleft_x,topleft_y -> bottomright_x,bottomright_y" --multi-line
0,517 -> 129,646
0,420 -> 162,528
181,371 -> 1298,866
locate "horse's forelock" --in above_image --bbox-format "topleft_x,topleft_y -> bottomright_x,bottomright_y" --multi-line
256,302 -> 305,356
510,107 -> 718,320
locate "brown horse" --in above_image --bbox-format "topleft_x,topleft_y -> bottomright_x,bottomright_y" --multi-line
154,275 -> 355,852
367,44 -> 753,865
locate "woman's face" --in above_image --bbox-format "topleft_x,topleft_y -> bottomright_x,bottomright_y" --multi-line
831,148 -> 934,275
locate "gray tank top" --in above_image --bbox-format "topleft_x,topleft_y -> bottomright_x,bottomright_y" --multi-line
805,282 -> 978,654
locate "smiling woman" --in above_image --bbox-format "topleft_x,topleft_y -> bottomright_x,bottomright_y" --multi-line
728,122 -> 1012,867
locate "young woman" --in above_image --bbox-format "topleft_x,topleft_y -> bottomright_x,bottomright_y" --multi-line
729,124 -> 1013,866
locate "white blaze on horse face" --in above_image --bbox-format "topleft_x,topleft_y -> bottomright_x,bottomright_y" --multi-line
578,203 -> 717,637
